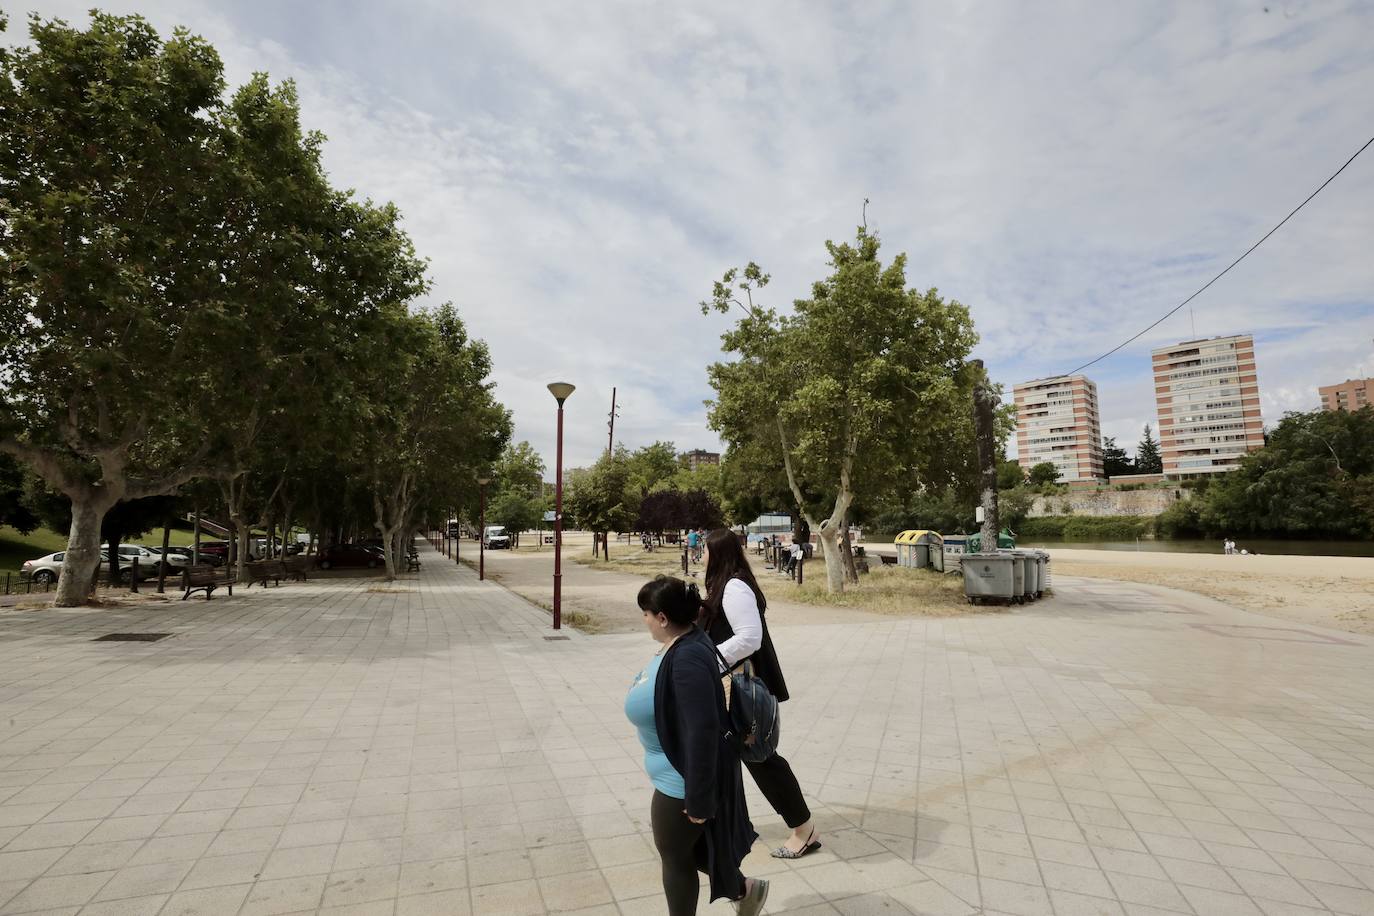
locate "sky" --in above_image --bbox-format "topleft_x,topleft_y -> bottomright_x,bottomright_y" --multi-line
9,1 -> 1374,469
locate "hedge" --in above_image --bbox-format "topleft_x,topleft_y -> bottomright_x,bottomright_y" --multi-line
1017,515 -> 1155,541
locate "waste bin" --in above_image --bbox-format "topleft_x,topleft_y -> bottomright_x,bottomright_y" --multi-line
914,543 -> 930,568
960,553 -> 1018,605
1009,550 -> 1037,601
1034,550 -> 1051,595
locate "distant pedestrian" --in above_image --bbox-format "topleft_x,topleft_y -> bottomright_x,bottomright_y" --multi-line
628,576 -> 768,915
702,528 -> 823,860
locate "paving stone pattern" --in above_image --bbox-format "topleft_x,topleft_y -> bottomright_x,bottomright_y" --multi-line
3,546 -> 1374,915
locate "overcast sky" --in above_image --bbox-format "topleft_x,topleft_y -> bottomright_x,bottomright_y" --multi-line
12,1 -> 1374,469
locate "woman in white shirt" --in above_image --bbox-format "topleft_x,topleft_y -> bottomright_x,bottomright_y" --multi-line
701,528 -> 822,859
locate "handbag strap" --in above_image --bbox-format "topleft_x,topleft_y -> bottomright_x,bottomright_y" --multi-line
710,642 -> 745,676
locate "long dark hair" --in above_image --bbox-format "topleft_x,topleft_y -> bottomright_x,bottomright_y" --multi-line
702,528 -> 766,629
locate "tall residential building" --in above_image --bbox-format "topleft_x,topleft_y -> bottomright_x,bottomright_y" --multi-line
682,449 -> 720,471
1152,334 -> 1264,476
1013,375 -> 1103,482
1319,378 -> 1372,412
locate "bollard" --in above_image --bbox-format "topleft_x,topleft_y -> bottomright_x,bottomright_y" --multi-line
681,547 -> 688,577
130,558 -> 140,593
3,572 -> 7,595
797,556 -> 804,585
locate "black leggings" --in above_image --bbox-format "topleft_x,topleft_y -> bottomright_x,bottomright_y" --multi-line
744,752 -> 812,829
650,790 -> 744,914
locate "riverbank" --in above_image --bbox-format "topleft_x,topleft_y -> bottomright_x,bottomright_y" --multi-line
1047,548 -> 1374,635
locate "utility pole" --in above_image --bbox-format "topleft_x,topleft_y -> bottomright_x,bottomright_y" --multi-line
607,386 -> 617,455
971,359 -> 1000,551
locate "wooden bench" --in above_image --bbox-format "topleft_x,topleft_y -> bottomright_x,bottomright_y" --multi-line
244,560 -> 283,588
284,556 -> 311,581
181,565 -> 232,601
880,554 -> 898,566
405,552 -> 421,572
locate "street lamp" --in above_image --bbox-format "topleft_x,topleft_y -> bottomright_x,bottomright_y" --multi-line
547,382 -> 575,629
477,477 -> 491,581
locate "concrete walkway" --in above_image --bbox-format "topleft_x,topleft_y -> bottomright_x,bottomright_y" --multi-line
3,545 -> 1374,915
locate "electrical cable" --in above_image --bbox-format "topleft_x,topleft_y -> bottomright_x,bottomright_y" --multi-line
1064,133 -> 1374,376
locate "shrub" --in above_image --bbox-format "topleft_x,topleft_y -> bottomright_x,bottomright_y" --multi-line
1018,515 -> 1154,541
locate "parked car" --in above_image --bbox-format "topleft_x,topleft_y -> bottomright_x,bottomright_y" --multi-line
103,544 -> 165,579
316,544 -> 383,569
143,546 -> 193,573
22,550 -> 141,585
483,526 -> 511,549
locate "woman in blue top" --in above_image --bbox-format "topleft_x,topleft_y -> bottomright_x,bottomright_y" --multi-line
627,576 -> 767,915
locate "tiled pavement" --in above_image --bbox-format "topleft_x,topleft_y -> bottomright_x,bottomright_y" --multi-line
3,548 -> 1374,915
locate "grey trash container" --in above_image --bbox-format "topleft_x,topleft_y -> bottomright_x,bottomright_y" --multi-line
960,553 -> 1017,605
1009,550 -> 1037,601
914,543 -> 930,569
1034,550 -> 1051,595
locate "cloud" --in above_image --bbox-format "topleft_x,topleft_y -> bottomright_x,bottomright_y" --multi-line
13,0 -> 1374,473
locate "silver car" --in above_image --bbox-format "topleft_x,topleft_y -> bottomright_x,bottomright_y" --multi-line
22,550 -> 145,586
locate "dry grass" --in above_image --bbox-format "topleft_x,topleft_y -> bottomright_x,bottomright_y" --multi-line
576,548 -> 991,618
776,565 -> 993,617
572,549 -> 697,580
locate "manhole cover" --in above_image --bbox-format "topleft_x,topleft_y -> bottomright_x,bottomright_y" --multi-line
93,633 -> 172,642
543,636 -> 570,641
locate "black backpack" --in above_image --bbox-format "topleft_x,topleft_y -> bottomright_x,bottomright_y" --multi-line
713,647 -> 780,763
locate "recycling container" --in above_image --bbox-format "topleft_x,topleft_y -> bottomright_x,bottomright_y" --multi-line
960,553 -> 1017,604
1012,550 -> 1037,600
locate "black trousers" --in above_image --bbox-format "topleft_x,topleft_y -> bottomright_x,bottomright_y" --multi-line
744,752 -> 812,829
650,790 -> 744,915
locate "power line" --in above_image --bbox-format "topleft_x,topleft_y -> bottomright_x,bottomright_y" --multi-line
1064,133 -> 1374,377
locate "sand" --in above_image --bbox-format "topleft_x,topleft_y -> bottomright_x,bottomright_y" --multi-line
1045,548 -> 1374,635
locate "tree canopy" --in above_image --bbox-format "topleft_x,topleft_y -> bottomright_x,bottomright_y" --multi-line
704,226 -> 982,591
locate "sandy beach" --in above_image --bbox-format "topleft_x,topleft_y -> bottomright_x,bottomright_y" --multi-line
1046,547 -> 1374,634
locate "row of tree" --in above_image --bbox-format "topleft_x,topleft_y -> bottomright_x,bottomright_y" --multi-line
1102,424 -> 1163,477
0,13 -> 509,604
1157,406 -> 1374,539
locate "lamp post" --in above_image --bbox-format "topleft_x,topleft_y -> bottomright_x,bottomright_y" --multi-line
547,382 -> 575,629
477,477 -> 491,581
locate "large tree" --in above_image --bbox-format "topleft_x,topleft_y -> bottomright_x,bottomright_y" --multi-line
1136,423 -> 1163,474
1197,407 -> 1374,538
1102,436 -> 1134,478
0,13 -> 233,604
704,227 -> 980,591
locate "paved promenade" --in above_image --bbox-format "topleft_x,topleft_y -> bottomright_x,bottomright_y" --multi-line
4,546 -> 1374,915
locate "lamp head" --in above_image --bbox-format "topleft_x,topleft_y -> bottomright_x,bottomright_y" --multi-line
477,477 -> 491,486
547,381 -> 575,404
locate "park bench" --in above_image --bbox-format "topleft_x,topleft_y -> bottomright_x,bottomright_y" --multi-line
181,565 -> 232,601
405,551 -> 421,572
880,554 -> 898,566
244,559 -> 283,588
284,556 -> 311,581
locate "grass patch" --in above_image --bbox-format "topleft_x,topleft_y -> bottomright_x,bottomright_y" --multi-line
572,548 -> 698,580
0,526 -> 69,575
777,565 -> 985,617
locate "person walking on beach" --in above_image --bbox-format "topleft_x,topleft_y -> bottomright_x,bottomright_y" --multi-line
701,528 -> 823,859
627,576 -> 769,915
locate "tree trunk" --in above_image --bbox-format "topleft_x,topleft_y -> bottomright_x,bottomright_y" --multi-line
236,523 -> 252,584
840,512 -> 859,584
603,532 -> 611,561
972,360 -> 1000,551
56,496 -> 112,607
816,526 -> 846,592
107,531 -> 122,591
380,525 -> 400,580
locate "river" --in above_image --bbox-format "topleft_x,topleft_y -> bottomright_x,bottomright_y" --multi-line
1019,538 -> 1374,557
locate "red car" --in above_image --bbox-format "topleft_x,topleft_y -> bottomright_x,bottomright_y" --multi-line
317,544 -> 384,569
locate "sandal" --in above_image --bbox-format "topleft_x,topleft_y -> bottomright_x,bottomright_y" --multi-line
770,828 -> 822,859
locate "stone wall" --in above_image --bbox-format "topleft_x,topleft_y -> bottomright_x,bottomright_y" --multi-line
1029,487 -> 1189,518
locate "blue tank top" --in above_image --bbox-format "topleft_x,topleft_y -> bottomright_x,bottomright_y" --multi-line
625,652 -> 686,799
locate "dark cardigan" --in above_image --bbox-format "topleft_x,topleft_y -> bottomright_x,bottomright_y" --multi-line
654,627 -> 756,902
706,580 -> 790,702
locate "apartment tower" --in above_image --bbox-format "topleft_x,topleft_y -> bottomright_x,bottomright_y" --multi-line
1319,378 -> 1372,412
1152,334 -> 1264,476
1013,375 -> 1103,482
